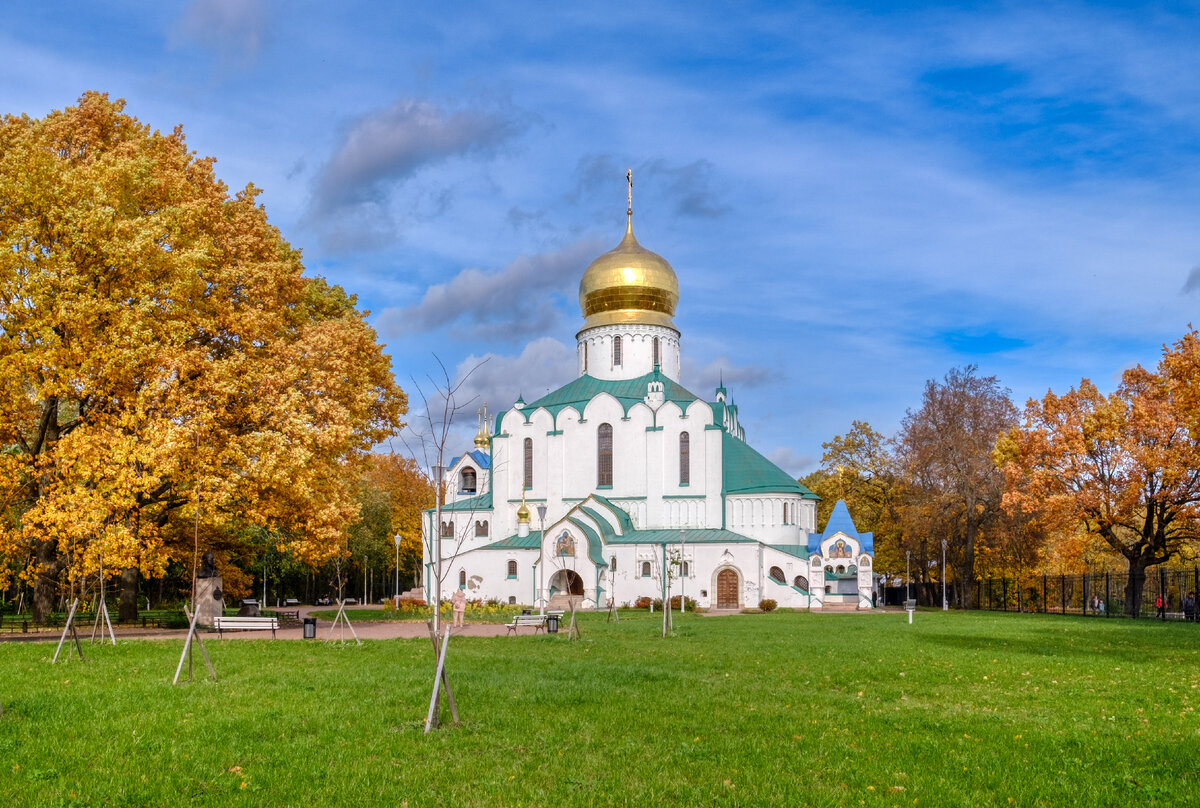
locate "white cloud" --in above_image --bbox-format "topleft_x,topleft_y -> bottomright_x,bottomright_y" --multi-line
378,240 -> 603,342
171,0 -> 269,63
305,98 -> 521,250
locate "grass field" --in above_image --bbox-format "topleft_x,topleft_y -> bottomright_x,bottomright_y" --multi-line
2,610 -> 1199,807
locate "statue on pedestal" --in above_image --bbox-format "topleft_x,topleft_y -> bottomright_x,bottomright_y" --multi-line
194,552 -> 224,627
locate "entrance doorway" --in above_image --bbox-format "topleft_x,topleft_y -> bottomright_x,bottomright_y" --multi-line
716,568 -> 739,609
549,569 -> 585,596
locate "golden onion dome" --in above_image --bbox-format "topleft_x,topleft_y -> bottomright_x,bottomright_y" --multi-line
516,493 -> 531,523
578,216 -> 679,331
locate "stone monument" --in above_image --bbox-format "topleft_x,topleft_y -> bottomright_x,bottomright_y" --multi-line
194,552 -> 224,627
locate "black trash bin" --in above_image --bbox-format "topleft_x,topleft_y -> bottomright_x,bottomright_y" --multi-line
302,617 -> 317,639
545,614 -> 560,633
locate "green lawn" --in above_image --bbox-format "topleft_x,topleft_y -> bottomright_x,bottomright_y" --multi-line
2,610 -> 1198,807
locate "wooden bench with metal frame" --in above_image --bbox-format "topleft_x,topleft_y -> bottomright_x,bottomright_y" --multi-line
505,614 -> 546,635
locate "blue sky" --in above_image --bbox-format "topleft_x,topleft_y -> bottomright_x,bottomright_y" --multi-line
5,1 -> 1200,476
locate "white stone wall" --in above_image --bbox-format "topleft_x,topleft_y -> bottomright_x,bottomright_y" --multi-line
577,323 -> 681,381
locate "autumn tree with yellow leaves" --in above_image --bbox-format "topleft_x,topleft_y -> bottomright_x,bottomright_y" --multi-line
996,330 -> 1200,617
0,92 -> 407,622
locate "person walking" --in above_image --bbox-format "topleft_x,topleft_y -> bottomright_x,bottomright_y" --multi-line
451,588 -> 467,628
1184,591 -> 1196,623
1156,592 -> 1166,620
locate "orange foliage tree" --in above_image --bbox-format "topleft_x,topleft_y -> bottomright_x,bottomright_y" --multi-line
348,454 -> 433,596
0,92 -> 407,622
996,331 -> 1200,617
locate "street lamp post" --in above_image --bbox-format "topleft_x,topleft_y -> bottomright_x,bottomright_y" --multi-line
906,550 -> 911,602
394,533 -> 402,608
941,539 -> 948,611
432,464 -> 445,635
536,505 -> 547,616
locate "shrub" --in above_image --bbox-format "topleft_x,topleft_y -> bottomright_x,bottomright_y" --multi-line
669,595 -> 697,611
634,596 -> 653,609
758,599 -> 777,613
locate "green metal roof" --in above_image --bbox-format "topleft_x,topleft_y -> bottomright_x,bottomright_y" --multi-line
606,527 -> 755,545
519,370 -> 705,422
578,506 -> 619,542
479,531 -> 542,550
767,543 -> 811,559
590,494 -> 635,532
436,490 -> 493,512
722,431 -> 818,498
565,517 -> 607,566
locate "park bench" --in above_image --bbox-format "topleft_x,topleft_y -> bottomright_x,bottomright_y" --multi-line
213,615 -> 279,637
283,598 -> 301,607
506,614 -> 546,635
273,610 -> 300,624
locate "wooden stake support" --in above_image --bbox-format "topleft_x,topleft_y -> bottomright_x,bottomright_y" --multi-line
324,599 -> 362,645
173,606 -> 217,685
424,623 -> 460,732
565,598 -> 582,640
52,599 -> 85,664
89,593 -> 116,646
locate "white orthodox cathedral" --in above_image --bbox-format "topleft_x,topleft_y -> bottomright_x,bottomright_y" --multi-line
422,184 -> 874,611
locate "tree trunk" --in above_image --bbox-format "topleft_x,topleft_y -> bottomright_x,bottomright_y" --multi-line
32,538 -> 60,625
1124,558 -> 1149,618
119,567 -> 140,622
960,512 -> 979,609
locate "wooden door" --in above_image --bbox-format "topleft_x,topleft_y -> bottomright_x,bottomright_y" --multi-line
716,569 -> 739,609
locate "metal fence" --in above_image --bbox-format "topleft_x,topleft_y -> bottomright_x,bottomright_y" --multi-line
972,568 -> 1200,619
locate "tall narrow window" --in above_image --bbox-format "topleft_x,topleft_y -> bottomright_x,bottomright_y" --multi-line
613,336 -> 622,366
610,555 -> 617,572
458,569 -> 467,588
506,560 -> 518,578
652,336 -> 660,367
583,343 -> 588,373
523,438 -> 533,490
679,431 -> 690,485
782,502 -> 789,524
597,423 -> 613,486
642,561 -> 652,578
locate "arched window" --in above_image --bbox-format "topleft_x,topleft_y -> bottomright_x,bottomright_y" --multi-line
641,561 -> 652,578
506,560 -> 518,578
441,520 -> 454,538
794,575 -> 809,590
610,555 -> 617,572
782,502 -> 789,524
475,520 -> 488,537
523,438 -> 533,490
836,565 -> 845,574
460,467 -> 476,493
458,569 -> 466,588
682,561 -> 690,577
613,336 -> 622,366
652,336 -> 660,367
597,423 -> 613,486
679,432 -> 690,485
583,343 -> 588,373
769,566 -> 785,584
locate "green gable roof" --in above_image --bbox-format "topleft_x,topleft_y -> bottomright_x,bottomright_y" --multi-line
721,431 -> 818,498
